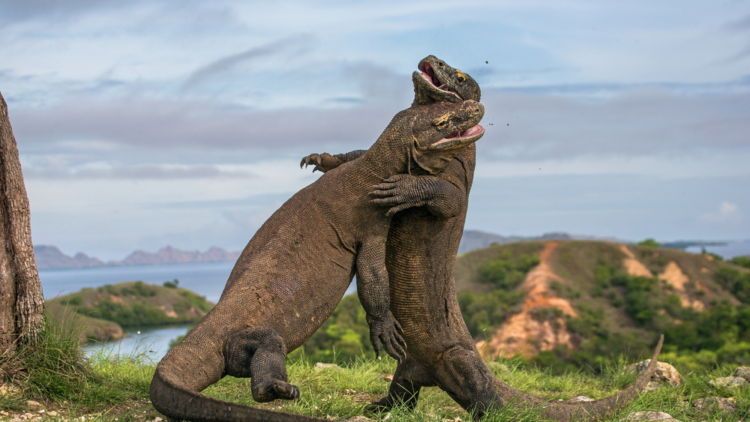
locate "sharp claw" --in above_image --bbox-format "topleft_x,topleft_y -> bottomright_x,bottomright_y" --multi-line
373,183 -> 396,191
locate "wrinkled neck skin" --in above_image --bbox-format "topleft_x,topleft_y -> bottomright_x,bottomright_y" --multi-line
358,112 -> 420,178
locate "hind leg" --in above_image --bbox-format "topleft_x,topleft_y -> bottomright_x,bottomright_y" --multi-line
224,328 -> 299,402
433,346 -> 501,419
366,356 -> 434,413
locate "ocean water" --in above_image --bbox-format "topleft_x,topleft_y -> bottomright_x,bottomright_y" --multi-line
40,262 -> 234,361
40,262 -> 355,361
686,239 -> 750,259
84,325 -> 191,362
40,261 -> 235,303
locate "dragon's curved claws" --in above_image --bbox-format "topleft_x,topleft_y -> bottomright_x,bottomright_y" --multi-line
370,182 -> 397,193
300,153 -> 323,171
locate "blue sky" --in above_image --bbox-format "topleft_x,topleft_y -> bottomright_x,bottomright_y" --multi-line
1,0 -> 749,259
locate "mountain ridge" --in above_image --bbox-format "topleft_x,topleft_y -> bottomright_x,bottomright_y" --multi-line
34,245 -> 241,270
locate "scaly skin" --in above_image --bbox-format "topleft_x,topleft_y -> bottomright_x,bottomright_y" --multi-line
149,99 -> 486,421
302,55 -> 665,421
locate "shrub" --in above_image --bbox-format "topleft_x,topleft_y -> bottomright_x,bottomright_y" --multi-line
637,238 -> 660,248
715,267 -> 750,302
302,295 -> 372,362
477,252 -> 539,290
730,256 -> 750,269
163,278 -> 180,288
459,290 -> 524,338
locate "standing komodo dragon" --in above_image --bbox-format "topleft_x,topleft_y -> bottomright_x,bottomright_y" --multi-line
150,98 -> 486,421
302,55 -> 664,422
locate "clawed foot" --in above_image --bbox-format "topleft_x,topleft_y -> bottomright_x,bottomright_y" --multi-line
300,153 -> 340,173
368,312 -> 407,362
252,379 -> 300,402
370,174 -> 429,217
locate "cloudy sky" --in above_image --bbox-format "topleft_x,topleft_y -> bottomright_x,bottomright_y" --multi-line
1,0 -> 748,259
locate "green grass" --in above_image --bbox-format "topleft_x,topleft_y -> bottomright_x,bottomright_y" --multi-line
2,326 -> 749,422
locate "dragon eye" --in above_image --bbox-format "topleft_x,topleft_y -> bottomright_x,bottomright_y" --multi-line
432,113 -> 451,129
456,71 -> 467,83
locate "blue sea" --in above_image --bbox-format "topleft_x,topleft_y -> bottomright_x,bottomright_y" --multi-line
41,261 -> 234,303
686,239 -> 750,259
40,262 -> 234,362
40,262 -> 355,361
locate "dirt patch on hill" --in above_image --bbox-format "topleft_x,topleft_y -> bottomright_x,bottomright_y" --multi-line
619,245 -> 653,277
659,261 -> 705,311
478,242 -> 577,358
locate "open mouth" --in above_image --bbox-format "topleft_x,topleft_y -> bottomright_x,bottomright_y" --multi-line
429,124 -> 485,150
419,61 -> 442,87
417,60 -> 462,100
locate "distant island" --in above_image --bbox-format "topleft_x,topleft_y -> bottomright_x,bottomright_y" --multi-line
46,281 -> 214,343
34,245 -> 241,270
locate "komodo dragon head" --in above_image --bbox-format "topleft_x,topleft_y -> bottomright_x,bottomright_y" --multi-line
413,55 -> 481,104
387,99 -> 485,175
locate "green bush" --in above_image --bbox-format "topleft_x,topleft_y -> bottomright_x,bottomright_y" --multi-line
610,275 -> 661,326
715,267 -> 750,302
301,295 -> 373,362
163,278 -> 180,288
477,252 -> 539,289
637,238 -> 660,248
120,281 -> 157,297
459,290 -> 524,338
77,300 -> 175,327
730,256 -> 750,269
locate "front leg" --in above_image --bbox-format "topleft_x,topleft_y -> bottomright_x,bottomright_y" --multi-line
356,237 -> 406,362
300,150 -> 367,173
370,174 -> 466,218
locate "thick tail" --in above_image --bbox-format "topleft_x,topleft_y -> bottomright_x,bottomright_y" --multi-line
493,334 -> 664,422
150,342 -> 322,422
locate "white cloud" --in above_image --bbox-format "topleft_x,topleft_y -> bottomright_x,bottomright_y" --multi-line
700,201 -> 742,223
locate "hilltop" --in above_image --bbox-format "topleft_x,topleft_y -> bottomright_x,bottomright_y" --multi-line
45,281 -> 213,343
457,230 -> 620,254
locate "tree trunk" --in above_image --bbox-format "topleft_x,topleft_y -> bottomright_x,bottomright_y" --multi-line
0,92 -> 44,354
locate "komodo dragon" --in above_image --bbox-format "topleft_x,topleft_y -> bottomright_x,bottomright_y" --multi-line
149,98 -> 486,421
301,55 -> 664,422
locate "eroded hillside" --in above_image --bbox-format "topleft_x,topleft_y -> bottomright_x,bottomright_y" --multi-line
455,240 -> 750,365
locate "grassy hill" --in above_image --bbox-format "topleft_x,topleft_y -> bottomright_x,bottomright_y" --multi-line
311,240 -> 750,371
45,281 -> 213,343
454,240 -> 750,371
